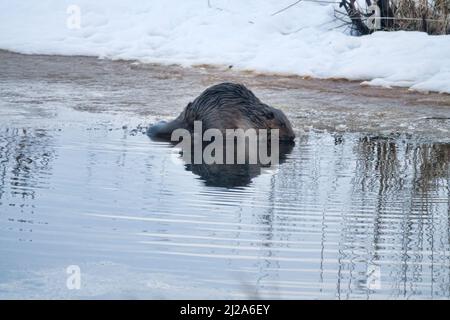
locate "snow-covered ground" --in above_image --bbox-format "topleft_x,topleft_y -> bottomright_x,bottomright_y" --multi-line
1,0 -> 449,93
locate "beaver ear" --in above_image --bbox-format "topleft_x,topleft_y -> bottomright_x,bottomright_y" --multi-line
265,111 -> 274,120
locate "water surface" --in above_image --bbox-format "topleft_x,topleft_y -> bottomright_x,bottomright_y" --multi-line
0,51 -> 449,299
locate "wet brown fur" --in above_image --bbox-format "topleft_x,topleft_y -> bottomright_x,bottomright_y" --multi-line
148,82 -> 295,141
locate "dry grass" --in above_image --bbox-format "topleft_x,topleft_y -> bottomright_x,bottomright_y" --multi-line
339,0 -> 450,35
388,0 -> 449,34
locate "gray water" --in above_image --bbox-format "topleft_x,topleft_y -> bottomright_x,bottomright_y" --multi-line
0,50 -> 449,299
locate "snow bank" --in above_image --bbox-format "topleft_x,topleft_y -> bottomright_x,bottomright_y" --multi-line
1,0 -> 449,93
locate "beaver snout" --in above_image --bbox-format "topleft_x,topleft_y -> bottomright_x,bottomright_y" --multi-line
280,132 -> 296,142
279,124 -> 296,142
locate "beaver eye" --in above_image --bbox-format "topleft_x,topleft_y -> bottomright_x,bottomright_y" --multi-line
280,123 -> 286,128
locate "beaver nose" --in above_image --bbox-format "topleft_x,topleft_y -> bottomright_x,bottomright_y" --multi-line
280,133 -> 295,142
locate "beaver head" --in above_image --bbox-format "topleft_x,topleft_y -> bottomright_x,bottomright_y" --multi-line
262,107 -> 295,142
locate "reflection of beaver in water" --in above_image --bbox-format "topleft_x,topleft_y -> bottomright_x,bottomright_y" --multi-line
184,141 -> 295,188
148,82 -> 295,142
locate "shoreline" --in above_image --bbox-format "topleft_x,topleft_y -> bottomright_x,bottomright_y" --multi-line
1,49 -> 449,142
2,49 -> 449,96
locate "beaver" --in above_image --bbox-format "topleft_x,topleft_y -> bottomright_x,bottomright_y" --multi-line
147,82 -> 295,142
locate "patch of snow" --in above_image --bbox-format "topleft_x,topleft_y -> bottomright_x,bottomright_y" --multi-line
0,0 -> 449,93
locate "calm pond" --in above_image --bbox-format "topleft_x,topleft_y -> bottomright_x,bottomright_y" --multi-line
0,51 -> 449,299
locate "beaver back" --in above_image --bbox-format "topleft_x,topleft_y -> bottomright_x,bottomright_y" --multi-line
181,83 -> 277,131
